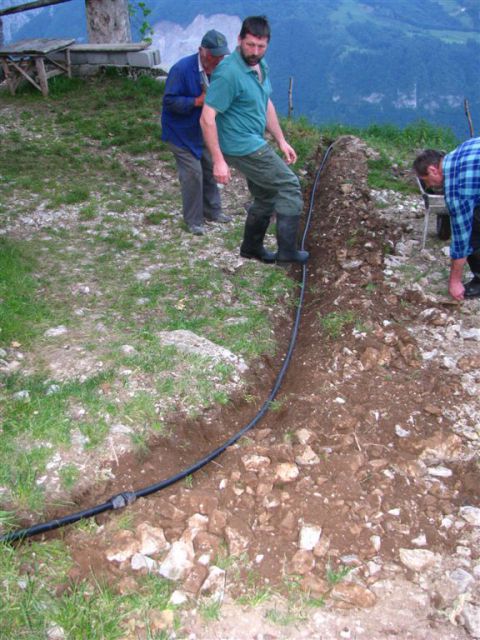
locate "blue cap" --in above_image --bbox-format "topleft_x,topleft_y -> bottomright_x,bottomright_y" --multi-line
201,30 -> 230,56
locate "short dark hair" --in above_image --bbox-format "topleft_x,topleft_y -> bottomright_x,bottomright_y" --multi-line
240,15 -> 271,42
412,149 -> 445,176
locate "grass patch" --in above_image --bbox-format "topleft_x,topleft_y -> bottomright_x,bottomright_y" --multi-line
319,310 -> 356,339
0,537 -> 177,639
0,238 -> 56,347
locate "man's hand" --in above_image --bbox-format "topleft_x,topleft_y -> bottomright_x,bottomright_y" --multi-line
194,91 -> 206,108
279,141 -> 297,165
449,257 -> 467,300
213,158 -> 231,185
449,279 -> 465,301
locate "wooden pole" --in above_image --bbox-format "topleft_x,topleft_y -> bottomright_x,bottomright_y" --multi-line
288,76 -> 294,119
464,98 -> 475,138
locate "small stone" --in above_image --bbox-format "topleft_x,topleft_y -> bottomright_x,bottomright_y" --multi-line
411,534 -> 427,547
295,445 -> 320,466
330,582 -> 376,609
428,465 -> 452,478
289,549 -> 315,574
274,462 -> 299,483
462,603 -> 480,638
44,325 -> 68,337
169,590 -> 189,605
241,454 -> 271,472
131,553 -> 158,572
399,548 -> 439,571
460,506 -> 480,527
299,525 -> 322,550
395,425 -> 410,438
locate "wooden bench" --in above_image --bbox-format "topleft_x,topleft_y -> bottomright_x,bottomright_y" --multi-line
0,38 -> 74,96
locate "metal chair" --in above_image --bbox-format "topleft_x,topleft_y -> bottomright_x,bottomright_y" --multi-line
416,177 -> 450,250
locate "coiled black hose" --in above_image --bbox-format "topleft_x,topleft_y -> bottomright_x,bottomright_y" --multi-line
1,143 -> 335,545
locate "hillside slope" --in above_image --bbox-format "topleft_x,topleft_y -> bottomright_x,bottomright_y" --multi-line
5,0 -> 480,138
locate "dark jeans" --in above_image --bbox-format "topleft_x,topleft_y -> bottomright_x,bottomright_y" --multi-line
467,205 -> 480,277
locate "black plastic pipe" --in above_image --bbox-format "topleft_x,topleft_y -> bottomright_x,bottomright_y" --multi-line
0,143 -> 335,545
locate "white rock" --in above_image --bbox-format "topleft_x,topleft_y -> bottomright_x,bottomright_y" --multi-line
295,445 -> 320,466
199,566 -> 226,603
399,548 -> 439,571
460,506 -> 480,526
47,625 -> 66,640
44,325 -> 68,337
135,271 -> 152,281
428,465 -> 452,478
137,522 -> 170,555
169,590 -> 189,605
449,568 -> 474,592
370,535 -> 381,552
13,390 -> 30,401
462,328 -> 480,341
299,525 -> 322,550
462,603 -> 480,638
241,454 -> 271,472
395,425 -> 410,438
131,553 -> 158,572
274,462 -> 299,483
411,534 -> 427,547
296,428 -> 314,444
120,344 -> 137,355
158,540 -> 194,580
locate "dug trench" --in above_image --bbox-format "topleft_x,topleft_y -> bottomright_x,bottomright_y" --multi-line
42,136 -> 479,636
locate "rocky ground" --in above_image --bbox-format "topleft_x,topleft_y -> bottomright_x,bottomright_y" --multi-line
18,136 -> 480,639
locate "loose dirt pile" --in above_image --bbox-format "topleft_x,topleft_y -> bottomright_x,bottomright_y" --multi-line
57,136 -> 480,639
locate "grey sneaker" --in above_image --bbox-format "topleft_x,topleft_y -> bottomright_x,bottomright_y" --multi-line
206,213 -> 232,223
189,225 -> 205,235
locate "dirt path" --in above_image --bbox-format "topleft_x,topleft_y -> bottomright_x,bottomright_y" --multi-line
61,137 -> 479,639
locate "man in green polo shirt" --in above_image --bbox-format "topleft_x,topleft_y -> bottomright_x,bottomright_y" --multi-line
200,15 -> 308,264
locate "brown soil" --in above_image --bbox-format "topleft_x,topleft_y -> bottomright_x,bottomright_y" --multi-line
43,136 -> 478,638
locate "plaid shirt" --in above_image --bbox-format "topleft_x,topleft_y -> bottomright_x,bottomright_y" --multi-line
443,137 -> 480,259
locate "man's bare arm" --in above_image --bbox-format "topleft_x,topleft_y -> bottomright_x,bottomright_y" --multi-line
449,257 -> 467,300
266,99 -> 297,164
200,104 -> 231,184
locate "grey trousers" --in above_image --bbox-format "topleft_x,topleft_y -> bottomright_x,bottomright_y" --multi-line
225,144 -> 303,220
167,142 -> 222,228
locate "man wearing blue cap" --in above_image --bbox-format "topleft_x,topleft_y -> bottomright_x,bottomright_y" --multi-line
161,30 -> 232,235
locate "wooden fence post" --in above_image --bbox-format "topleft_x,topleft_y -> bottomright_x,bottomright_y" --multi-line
288,76 -> 294,119
464,98 -> 475,138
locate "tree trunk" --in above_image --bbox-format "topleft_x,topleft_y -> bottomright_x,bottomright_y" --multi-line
85,0 -> 132,44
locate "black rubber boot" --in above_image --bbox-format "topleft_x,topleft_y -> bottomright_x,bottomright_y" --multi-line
464,277 -> 480,298
240,212 -> 276,263
465,250 -> 480,297
275,214 -> 309,264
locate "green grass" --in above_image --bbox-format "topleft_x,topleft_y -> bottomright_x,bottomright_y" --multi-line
319,310 -> 356,339
0,238 -> 57,347
318,119 -> 458,192
0,538 -> 177,639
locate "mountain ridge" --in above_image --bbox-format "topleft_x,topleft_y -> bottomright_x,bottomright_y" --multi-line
1,0 -> 479,139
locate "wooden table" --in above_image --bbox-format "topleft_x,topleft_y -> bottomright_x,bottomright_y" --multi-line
0,38 -> 75,97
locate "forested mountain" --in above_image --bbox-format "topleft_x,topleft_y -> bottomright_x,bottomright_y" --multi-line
2,0 -> 479,140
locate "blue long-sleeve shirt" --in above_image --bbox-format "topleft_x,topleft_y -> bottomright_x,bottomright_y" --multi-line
443,137 -> 480,259
161,53 -> 204,159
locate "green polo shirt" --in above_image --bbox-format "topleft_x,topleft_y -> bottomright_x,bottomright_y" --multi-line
205,48 -> 272,156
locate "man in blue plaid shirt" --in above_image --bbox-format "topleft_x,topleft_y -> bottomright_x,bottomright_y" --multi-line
413,137 -> 480,300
